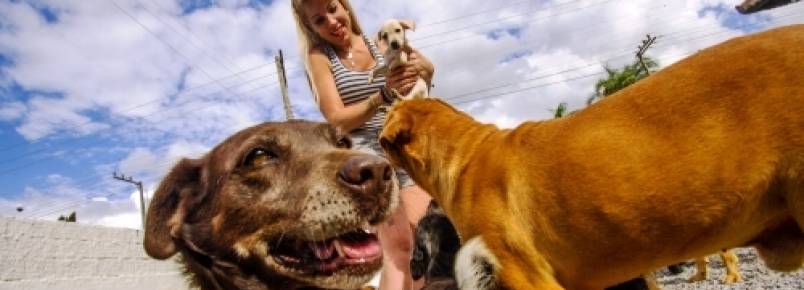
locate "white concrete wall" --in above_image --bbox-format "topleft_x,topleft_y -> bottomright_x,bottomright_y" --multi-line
0,217 -> 189,290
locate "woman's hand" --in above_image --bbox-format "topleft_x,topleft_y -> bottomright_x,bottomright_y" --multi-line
385,49 -> 434,97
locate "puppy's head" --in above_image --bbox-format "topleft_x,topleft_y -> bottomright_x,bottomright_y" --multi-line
144,121 -> 398,289
378,19 -> 416,51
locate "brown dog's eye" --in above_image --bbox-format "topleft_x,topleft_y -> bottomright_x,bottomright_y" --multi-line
381,33 -> 388,40
242,148 -> 278,168
336,136 -> 352,149
395,28 -> 401,33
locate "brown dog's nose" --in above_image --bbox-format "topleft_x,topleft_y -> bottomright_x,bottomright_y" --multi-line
338,155 -> 392,195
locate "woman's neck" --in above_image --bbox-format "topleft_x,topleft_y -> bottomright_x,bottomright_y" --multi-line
332,33 -> 360,54
333,33 -> 364,68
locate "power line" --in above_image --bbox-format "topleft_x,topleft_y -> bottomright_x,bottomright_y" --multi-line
111,0 -> 233,92
0,70 -> 287,168
414,0 -> 615,44
0,75 -> 293,177
0,62 -> 279,154
416,0 -> 540,28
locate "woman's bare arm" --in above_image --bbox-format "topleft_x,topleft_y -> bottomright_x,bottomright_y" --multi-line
308,47 -> 385,133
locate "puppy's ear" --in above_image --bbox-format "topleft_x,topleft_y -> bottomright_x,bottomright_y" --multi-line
143,158 -> 203,259
399,19 -> 416,31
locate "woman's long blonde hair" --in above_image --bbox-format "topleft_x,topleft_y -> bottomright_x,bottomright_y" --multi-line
291,0 -> 364,103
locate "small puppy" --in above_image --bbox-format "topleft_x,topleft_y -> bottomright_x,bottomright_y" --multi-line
368,19 -> 429,100
411,201 -> 461,290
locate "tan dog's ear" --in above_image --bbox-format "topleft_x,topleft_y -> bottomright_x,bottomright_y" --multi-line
143,158 -> 203,259
399,19 -> 416,31
379,109 -> 412,163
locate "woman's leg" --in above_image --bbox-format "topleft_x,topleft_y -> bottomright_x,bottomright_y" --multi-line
378,185 -> 432,290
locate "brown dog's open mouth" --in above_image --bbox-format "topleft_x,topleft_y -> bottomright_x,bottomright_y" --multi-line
269,228 -> 382,274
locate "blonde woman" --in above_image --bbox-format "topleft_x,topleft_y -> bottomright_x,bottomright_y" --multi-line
292,0 -> 434,289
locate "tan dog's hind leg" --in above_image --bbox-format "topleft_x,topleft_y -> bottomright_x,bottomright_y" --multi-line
754,219 -> 804,271
688,256 -> 709,282
456,237 -> 565,290
720,249 -> 743,284
755,159 -> 804,271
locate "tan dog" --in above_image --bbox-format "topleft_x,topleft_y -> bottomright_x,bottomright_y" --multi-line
368,19 -> 429,100
379,25 -> 804,290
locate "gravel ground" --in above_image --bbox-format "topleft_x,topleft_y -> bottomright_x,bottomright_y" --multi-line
657,248 -> 804,290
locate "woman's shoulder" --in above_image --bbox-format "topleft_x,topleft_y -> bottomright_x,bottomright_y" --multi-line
308,46 -> 332,70
308,44 -> 327,55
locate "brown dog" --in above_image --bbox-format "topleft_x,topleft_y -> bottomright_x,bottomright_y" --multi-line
143,121 -> 399,290
379,25 -> 804,290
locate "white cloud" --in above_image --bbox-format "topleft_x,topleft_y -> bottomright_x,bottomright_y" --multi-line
0,101 -> 26,121
2,0 -> 803,228
119,147 -> 160,176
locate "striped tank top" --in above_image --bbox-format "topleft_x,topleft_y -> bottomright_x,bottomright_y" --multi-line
323,35 -> 388,134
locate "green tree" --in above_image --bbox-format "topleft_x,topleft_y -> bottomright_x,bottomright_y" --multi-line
587,57 -> 658,105
58,211 -> 77,222
552,102 -> 568,119
553,35 -> 658,119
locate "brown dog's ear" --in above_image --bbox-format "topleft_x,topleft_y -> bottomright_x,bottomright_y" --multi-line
143,158 -> 203,259
399,19 -> 416,31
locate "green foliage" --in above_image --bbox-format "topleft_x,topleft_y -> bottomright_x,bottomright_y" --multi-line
552,102 -> 568,119
58,211 -> 77,222
588,56 -> 658,105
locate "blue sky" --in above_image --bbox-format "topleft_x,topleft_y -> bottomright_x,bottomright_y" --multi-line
0,0 -> 801,228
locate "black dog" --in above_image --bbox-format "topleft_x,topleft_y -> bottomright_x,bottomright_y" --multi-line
411,201 -> 461,290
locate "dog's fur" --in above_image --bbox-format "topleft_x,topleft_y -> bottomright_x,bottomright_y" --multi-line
368,19 -> 429,100
411,201 -> 461,290
380,25 -> 804,289
143,121 -> 399,290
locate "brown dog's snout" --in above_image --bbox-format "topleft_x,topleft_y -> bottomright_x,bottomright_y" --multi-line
390,41 -> 401,50
338,155 -> 393,222
338,155 -> 392,195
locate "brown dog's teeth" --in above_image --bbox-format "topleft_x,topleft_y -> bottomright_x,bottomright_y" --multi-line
332,240 -> 346,258
308,241 -> 335,260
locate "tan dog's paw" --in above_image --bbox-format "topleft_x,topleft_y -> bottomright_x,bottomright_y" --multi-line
688,272 -> 707,283
723,272 -> 743,284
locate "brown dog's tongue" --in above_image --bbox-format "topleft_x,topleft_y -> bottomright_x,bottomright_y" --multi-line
333,239 -> 381,259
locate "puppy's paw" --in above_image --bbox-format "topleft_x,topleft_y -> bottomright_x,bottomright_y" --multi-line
391,89 -> 406,101
455,236 -> 499,290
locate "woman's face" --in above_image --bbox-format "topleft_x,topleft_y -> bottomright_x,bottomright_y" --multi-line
302,0 -> 352,46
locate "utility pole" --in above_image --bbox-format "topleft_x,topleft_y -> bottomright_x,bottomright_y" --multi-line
636,34 -> 657,76
275,49 -> 294,120
113,172 -> 146,229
